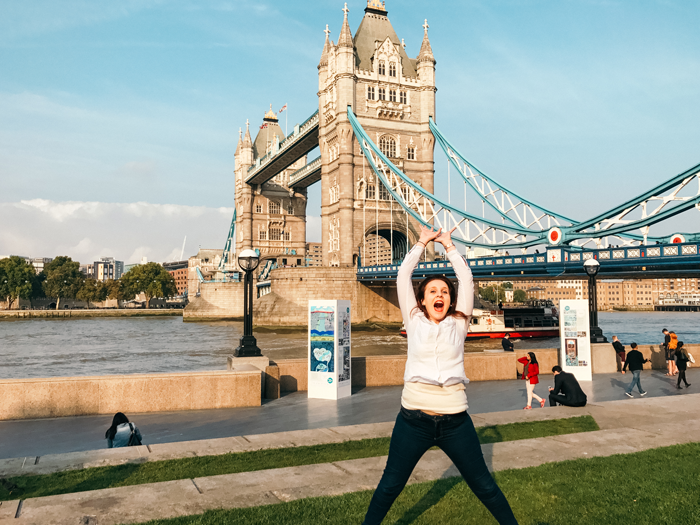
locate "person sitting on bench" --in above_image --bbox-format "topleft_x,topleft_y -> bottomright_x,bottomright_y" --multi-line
548,366 -> 587,407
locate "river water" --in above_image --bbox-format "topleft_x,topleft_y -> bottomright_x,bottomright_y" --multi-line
0,312 -> 697,379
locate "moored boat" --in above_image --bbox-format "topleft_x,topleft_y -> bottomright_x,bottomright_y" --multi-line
400,303 -> 559,339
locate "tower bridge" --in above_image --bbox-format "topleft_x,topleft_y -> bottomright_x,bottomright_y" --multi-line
185,1 -> 700,324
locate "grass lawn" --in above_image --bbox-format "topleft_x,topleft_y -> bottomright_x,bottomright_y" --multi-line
136,442 -> 700,525
0,416 -> 597,503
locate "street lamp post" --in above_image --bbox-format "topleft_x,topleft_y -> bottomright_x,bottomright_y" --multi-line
583,259 -> 608,343
235,249 -> 262,357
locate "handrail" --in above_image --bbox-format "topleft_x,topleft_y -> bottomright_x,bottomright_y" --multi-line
289,156 -> 322,185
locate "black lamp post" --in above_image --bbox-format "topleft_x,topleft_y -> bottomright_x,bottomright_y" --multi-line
584,259 -> 608,343
234,249 -> 262,357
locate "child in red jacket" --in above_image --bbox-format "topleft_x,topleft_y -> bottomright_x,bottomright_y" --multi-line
518,352 -> 544,409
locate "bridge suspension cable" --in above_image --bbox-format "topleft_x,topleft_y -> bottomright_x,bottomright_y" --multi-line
350,108 -> 700,251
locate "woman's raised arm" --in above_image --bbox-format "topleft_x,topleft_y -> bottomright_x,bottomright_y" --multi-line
397,226 -> 441,324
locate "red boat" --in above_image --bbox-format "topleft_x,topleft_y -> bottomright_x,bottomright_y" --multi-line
400,304 -> 559,339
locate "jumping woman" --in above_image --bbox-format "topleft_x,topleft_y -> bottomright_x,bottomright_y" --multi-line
362,225 -> 518,525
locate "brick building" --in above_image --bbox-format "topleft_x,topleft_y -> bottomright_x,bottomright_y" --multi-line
163,261 -> 188,296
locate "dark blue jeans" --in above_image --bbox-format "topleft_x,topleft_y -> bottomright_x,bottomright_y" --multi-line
362,408 -> 518,525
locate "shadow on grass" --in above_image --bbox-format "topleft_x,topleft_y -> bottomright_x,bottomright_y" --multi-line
394,477 -> 462,525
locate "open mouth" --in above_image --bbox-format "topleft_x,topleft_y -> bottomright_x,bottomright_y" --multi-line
434,300 -> 445,313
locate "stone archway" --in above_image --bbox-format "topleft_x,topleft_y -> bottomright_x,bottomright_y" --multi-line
361,224 -> 411,266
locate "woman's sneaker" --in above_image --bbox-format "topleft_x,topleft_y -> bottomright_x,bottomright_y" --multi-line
625,392 -> 633,398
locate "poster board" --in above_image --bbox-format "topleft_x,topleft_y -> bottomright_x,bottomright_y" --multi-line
559,300 -> 592,382
308,300 -> 352,400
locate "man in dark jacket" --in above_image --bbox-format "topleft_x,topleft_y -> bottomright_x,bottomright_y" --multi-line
548,366 -> 587,407
622,342 -> 649,397
612,335 -> 625,372
501,333 -> 514,352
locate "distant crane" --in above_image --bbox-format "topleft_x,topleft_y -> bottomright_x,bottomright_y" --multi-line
180,236 -> 187,261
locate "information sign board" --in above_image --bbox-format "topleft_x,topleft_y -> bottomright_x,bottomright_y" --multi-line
559,300 -> 592,382
308,300 -> 352,400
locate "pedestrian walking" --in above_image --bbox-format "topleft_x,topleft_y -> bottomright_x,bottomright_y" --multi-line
612,335 -> 626,373
667,331 -> 679,376
675,342 -> 691,389
548,366 -> 587,407
622,342 -> 649,397
105,412 -> 143,448
518,352 -> 544,409
662,328 -> 673,376
362,225 -> 518,525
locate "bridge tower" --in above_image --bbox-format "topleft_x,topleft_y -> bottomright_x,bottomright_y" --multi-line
318,0 -> 436,267
234,109 -> 309,267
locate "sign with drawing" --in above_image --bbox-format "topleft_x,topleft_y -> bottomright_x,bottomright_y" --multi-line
308,300 -> 351,400
559,300 -> 592,381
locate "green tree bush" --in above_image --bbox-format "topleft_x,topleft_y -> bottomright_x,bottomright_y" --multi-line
121,263 -> 177,308
513,289 -> 527,303
42,256 -> 84,310
105,279 -> 126,306
0,256 -> 38,309
76,279 -> 108,309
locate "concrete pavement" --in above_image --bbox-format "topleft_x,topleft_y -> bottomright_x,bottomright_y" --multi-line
1,394 -> 699,525
0,369 -> 695,460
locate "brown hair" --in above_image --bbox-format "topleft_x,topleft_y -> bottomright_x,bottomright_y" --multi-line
411,275 -> 470,321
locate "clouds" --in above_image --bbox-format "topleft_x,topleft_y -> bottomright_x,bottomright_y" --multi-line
0,198 -> 323,264
0,200 -> 234,264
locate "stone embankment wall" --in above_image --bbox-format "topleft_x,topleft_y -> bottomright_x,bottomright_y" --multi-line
253,267 -> 401,325
184,281 -> 244,320
0,370 -> 261,421
0,309 -> 183,319
184,267 -> 401,325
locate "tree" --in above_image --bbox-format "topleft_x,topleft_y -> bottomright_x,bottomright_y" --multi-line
42,256 -> 84,310
514,289 -> 527,303
502,282 -> 513,290
76,279 -> 108,309
479,285 -> 506,303
121,262 -> 177,308
105,279 -> 126,305
0,256 -> 38,309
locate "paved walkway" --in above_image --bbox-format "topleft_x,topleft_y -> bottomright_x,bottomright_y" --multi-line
0,370 -> 695,459
1,394 -> 699,525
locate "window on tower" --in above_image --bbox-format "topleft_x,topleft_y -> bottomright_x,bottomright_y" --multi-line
389,90 -> 396,102
366,184 -> 376,200
407,147 -> 415,160
255,203 -> 262,213
367,86 -> 375,100
379,135 -> 396,158
378,88 -> 386,101
400,91 -> 407,104
389,62 -> 396,77
269,201 -> 280,214
287,204 -> 294,215
378,61 -> 386,75
378,184 -> 390,200
269,228 -> 282,241
259,230 -> 267,241
284,231 -> 291,241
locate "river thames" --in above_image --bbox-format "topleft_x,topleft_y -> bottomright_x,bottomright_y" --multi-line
0,311 -> 697,379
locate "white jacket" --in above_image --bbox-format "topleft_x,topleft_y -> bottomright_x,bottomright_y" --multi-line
398,244 -> 473,386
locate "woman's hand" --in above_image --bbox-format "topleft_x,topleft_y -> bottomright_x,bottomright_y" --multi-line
435,227 -> 457,250
418,225 -> 441,246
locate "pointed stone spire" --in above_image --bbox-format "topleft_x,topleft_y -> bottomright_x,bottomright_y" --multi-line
243,119 -> 253,146
319,24 -> 331,68
418,19 -> 435,63
338,2 -> 353,48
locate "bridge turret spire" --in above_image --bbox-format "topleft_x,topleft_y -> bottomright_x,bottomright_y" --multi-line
418,19 -> 435,64
243,119 -> 253,147
319,24 -> 331,68
338,3 -> 353,48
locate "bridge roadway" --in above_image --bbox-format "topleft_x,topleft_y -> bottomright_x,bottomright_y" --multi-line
357,242 -> 700,281
245,110 -> 320,186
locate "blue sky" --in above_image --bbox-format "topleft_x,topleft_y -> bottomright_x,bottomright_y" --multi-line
1,0 -> 699,263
